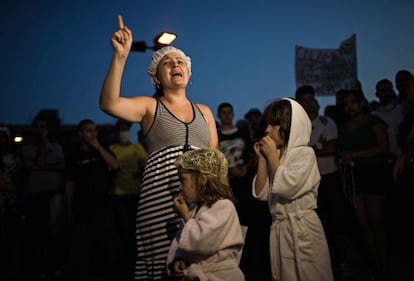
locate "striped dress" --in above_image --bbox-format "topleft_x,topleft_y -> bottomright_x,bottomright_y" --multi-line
134,99 -> 211,280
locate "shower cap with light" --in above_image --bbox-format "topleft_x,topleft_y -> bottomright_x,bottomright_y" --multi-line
175,148 -> 228,180
147,46 -> 192,77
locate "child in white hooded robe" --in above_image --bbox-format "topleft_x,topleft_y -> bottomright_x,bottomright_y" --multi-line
167,148 -> 245,281
252,98 -> 334,281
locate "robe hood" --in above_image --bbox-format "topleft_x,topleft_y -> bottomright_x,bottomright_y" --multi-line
282,98 -> 311,155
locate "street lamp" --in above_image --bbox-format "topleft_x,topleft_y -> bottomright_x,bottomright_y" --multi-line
131,31 -> 177,52
14,135 -> 23,143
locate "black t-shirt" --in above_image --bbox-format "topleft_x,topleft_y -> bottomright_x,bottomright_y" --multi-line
218,127 -> 255,192
218,127 -> 253,171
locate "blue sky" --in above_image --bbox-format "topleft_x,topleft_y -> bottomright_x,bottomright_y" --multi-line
1,0 -> 413,133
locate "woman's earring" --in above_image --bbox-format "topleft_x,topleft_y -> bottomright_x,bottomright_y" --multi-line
156,83 -> 161,89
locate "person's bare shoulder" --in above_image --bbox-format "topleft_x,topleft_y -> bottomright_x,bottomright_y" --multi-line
196,103 -> 214,116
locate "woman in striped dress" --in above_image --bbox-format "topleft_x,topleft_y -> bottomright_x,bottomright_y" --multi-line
100,15 -> 218,280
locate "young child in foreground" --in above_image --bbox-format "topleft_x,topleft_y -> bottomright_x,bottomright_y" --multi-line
252,98 -> 334,281
167,148 -> 245,281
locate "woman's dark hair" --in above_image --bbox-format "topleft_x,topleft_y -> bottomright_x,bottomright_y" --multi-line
152,88 -> 164,98
341,89 -> 371,113
261,99 -> 292,145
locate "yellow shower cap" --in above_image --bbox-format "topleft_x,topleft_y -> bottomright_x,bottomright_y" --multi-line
175,148 -> 228,180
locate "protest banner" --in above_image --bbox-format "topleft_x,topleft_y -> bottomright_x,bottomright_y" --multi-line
295,34 -> 358,96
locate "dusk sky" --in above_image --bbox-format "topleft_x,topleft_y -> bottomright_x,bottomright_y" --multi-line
1,0 -> 413,137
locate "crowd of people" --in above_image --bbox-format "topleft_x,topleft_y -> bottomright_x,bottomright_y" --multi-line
1,14 -> 414,281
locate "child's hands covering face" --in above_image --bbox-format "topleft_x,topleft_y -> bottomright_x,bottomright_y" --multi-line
257,135 -> 279,160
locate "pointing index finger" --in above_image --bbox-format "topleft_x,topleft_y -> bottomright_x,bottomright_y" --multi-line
117,15 -> 125,29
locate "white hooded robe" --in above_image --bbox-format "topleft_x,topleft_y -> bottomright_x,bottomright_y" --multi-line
252,98 -> 334,281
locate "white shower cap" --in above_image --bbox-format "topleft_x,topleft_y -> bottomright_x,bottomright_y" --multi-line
175,148 -> 228,180
147,46 -> 192,77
